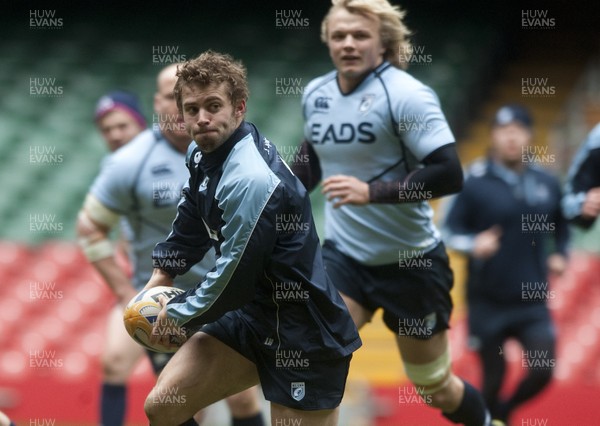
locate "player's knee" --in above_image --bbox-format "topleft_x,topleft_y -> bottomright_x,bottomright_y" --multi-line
145,386 -> 191,426
144,393 -> 161,425
144,389 -> 172,425
404,347 -> 457,411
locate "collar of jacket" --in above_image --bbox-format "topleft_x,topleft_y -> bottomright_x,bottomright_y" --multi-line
199,121 -> 250,175
487,157 -> 529,187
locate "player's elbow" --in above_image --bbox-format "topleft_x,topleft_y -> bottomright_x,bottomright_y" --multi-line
77,210 -> 114,262
76,209 -> 106,239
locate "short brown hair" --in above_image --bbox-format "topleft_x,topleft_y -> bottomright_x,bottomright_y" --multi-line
173,50 -> 249,112
321,0 -> 412,70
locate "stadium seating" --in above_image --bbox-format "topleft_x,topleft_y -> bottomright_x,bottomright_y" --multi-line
0,16 -> 501,244
2,4 -> 599,424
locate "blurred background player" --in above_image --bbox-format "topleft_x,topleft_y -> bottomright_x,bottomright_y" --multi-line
444,104 -> 569,424
95,90 -> 147,153
92,89 -> 146,426
291,0 -> 492,425
78,64 -> 264,426
94,90 -> 147,275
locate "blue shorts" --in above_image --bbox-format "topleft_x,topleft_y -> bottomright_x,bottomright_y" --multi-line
201,310 -> 352,410
322,240 -> 453,339
468,301 -> 555,349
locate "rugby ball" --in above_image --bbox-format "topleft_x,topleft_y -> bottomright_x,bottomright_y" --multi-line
123,286 -> 187,353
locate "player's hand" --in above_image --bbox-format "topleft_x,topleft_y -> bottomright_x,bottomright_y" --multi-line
547,253 -> 567,276
581,187 -> 600,219
322,175 -> 369,208
149,295 -> 185,350
472,226 -> 502,259
143,268 -> 174,292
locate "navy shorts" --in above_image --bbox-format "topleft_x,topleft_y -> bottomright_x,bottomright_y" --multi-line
201,310 -> 352,411
468,301 -> 555,350
322,240 -> 453,339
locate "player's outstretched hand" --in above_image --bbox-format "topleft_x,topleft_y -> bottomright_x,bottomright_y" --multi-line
322,175 -> 369,208
149,295 -> 185,350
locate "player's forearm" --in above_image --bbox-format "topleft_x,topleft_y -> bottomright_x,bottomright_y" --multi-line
152,238 -> 210,278
441,230 -> 476,254
76,196 -> 135,302
165,179 -> 280,328
290,140 -> 322,192
562,191 -> 596,228
152,191 -> 212,277
369,144 -> 463,203
91,256 -> 136,302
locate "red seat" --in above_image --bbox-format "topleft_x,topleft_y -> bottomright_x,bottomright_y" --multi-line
0,241 -> 32,277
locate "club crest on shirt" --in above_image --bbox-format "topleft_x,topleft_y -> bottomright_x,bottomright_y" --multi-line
201,217 -> 219,241
423,312 -> 437,331
194,152 -> 202,164
291,382 -> 305,401
199,176 -> 209,191
359,94 -> 376,114
263,137 -> 272,155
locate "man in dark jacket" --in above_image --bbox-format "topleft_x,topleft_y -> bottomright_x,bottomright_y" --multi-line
444,104 -> 568,424
143,50 -> 361,426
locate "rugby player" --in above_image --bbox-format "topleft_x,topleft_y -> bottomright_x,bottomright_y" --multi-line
291,1 -> 492,424
78,64 -> 264,426
144,50 -> 361,426
444,104 -> 568,423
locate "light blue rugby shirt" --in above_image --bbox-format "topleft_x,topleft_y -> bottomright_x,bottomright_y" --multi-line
303,61 -> 455,265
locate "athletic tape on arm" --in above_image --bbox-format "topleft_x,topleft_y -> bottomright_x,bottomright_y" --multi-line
77,194 -> 120,262
78,236 -> 114,262
84,194 -> 120,227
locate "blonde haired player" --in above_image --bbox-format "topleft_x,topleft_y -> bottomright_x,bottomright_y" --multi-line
292,0 -> 494,424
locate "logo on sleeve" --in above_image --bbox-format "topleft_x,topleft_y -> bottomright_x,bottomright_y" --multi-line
201,217 -> 219,241
151,164 -> 173,176
314,96 -> 331,110
291,382 -> 305,401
